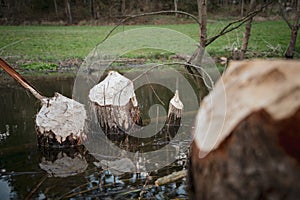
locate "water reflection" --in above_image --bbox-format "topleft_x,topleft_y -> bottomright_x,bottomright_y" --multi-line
0,74 -> 189,199
39,146 -> 88,177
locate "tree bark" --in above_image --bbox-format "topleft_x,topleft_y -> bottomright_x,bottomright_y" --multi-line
239,0 -> 256,60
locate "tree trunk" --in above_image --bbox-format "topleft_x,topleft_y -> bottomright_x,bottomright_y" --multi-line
53,0 -> 58,16
239,0 -> 256,60
121,0 -> 125,15
283,0 -> 300,59
174,0 -> 178,17
285,27 -> 299,58
65,0 -> 72,24
285,0 -> 300,59
241,0 -> 244,17
188,0 -> 207,64
90,0 -> 95,19
198,0 -> 207,49
184,0 -> 209,102
189,60 -> 300,199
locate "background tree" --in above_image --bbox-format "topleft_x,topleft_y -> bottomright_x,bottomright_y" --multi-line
65,0 -> 72,24
239,0 -> 256,60
280,0 -> 300,58
53,0 -> 58,16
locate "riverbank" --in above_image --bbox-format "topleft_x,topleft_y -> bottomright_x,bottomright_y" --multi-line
0,20 -> 298,74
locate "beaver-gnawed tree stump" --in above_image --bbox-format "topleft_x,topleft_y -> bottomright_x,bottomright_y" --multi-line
189,60 -> 300,199
0,58 -> 88,148
166,89 -> 183,138
36,93 -> 87,147
88,71 -> 141,136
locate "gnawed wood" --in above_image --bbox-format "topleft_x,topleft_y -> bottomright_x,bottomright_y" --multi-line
89,71 -> 141,134
36,93 -> 87,147
189,60 -> 300,199
166,90 -> 183,137
0,58 -> 87,147
168,90 -> 183,120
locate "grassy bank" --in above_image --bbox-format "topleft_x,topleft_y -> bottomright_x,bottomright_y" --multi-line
0,20 -> 298,71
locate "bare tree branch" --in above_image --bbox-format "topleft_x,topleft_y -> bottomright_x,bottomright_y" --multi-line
96,10 -> 200,47
206,1 -> 275,46
279,4 -> 293,30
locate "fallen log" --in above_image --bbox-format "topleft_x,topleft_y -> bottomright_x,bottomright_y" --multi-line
189,60 -> 300,199
0,58 -> 87,147
88,71 -> 141,135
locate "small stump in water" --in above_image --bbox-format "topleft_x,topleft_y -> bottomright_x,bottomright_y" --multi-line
166,90 -> 183,138
88,71 -> 141,136
36,93 -> 87,147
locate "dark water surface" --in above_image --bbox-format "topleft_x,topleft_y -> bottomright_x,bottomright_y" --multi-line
0,73 -> 191,199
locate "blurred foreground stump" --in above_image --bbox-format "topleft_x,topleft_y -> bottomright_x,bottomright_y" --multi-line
189,60 -> 300,199
88,71 -> 141,136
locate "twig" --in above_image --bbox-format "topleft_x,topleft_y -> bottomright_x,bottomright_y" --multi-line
279,3 -> 293,30
64,185 -> 99,199
155,170 -> 187,186
96,10 -> 200,48
131,62 -> 214,89
25,175 -> 48,200
206,1 -> 275,46
63,170 -> 187,199
145,74 -> 165,106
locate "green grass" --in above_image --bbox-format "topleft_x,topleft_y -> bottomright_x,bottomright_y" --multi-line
0,20 -> 298,70
20,62 -> 58,71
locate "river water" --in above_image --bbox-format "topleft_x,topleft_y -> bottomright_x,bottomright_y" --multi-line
0,70 -> 197,199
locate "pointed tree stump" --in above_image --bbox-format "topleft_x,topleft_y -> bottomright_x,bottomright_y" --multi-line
89,71 -> 141,135
189,60 -> 300,199
166,90 -> 183,138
